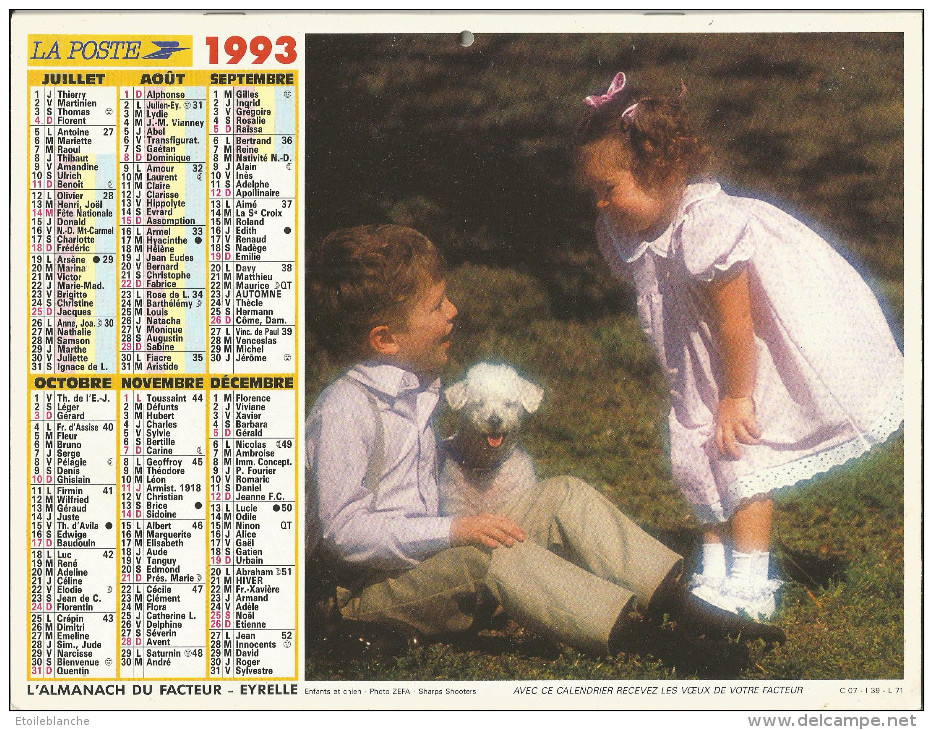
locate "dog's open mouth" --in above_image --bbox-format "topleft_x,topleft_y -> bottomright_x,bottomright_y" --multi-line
486,434 -> 504,449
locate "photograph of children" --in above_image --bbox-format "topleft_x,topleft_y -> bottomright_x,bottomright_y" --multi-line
303,31 -> 908,683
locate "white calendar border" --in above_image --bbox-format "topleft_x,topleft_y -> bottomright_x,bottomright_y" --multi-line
8,9 -> 924,717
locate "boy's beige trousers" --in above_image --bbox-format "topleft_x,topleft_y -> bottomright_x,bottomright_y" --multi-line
339,476 -> 682,655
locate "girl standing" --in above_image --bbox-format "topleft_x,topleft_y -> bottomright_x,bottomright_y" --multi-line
577,72 -> 903,620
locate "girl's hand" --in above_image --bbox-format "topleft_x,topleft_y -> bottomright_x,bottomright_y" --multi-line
716,395 -> 761,459
707,267 -> 760,459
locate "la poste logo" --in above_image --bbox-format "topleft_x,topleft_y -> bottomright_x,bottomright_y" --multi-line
28,36 -> 194,67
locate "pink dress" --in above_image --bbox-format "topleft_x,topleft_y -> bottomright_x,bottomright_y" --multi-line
597,181 -> 904,523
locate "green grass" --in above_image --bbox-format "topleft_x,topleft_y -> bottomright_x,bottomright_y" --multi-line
305,33 -> 906,680
306,267 -> 905,681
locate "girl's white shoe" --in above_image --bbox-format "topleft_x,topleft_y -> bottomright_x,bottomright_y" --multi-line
726,578 -> 783,621
688,573 -> 739,613
689,573 -> 783,622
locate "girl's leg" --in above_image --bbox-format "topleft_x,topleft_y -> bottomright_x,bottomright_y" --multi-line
730,496 -> 773,584
691,499 -> 780,621
730,497 -> 773,553
726,496 -> 781,620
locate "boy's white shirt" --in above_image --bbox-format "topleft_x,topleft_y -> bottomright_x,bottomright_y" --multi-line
306,361 -> 453,571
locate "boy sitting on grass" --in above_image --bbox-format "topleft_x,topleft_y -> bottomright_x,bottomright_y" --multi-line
306,224 -> 780,676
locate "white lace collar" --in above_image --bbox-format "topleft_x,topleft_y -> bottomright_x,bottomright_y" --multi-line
599,180 -> 721,263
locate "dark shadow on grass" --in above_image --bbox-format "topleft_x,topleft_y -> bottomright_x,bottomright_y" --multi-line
435,628 -> 565,661
774,544 -> 849,590
712,53 -> 815,80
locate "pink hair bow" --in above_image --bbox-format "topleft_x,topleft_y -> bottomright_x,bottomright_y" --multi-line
584,71 -> 639,120
584,71 -> 628,108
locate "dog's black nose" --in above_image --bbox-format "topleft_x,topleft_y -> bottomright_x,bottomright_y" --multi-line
488,415 -> 503,431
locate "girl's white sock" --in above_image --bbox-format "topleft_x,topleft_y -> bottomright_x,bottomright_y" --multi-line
753,550 -> 771,582
731,549 -> 770,584
701,541 -> 727,579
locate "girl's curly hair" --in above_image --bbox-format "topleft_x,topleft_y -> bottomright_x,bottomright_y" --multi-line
576,80 -> 713,189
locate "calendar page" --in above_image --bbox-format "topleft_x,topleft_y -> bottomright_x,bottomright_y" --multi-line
8,10 -> 923,719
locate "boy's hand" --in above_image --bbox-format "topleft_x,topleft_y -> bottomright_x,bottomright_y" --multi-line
716,396 -> 761,459
450,514 -> 526,550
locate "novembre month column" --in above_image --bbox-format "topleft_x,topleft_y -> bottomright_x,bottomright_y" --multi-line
118,378 -> 207,678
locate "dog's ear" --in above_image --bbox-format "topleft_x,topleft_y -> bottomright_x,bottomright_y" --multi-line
444,379 -> 469,411
517,378 -> 544,414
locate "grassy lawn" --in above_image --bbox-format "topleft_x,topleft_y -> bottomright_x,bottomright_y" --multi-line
304,32 -> 907,680
306,266 -> 905,681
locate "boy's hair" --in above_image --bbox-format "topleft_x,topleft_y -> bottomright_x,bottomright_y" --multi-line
576,80 -> 713,189
308,224 -> 446,363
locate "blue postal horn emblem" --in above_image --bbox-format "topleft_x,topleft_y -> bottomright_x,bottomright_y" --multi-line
142,41 -> 190,60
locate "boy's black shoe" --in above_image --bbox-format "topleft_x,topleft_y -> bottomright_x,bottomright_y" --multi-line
609,617 -> 750,679
679,593 -> 786,644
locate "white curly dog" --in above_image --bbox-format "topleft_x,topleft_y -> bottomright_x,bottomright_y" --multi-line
439,362 -> 544,517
